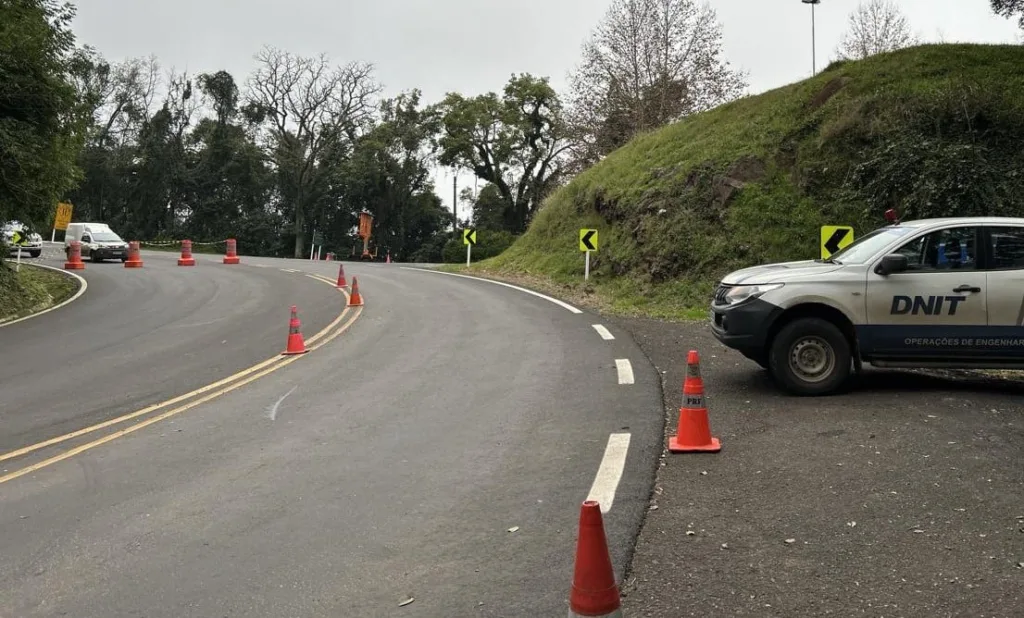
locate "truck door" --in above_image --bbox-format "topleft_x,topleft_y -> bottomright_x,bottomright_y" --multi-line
863,224 -> 987,358
981,225 -> 1024,360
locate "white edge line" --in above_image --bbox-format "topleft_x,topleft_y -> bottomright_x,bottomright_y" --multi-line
586,433 -> 631,513
615,359 -> 634,385
592,324 -> 615,340
0,263 -> 88,329
399,267 -> 583,314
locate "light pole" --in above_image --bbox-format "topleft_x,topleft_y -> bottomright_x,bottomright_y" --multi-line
802,0 -> 821,76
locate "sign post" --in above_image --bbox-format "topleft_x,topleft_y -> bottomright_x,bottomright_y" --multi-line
463,228 -> 477,266
358,211 -> 374,260
11,229 -> 24,272
820,225 -> 854,260
52,201 -> 73,243
579,228 -> 598,281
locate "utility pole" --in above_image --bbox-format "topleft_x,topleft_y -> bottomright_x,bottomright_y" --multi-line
802,0 -> 821,76
452,169 -> 458,235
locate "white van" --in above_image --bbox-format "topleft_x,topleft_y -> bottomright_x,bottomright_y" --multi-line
64,222 -> 129,262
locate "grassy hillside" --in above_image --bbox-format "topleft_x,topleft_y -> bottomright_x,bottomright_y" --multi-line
460,44 -> 1024,319
0,262 -> 79,323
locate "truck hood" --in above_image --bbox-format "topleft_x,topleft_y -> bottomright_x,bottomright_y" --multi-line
721,260 -> 844,285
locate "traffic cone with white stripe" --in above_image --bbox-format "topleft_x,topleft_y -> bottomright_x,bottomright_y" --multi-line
282,305 -> 308,355
668,350 -> 721,453
347,276 -> 363,307
568,500 -> 623,618
335,263 -> 347,288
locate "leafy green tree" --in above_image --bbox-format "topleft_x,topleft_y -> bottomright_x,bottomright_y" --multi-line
992,0 -> 1024,27
246,46 -> 381,258
435,73 -> 571,234
0,0 -> 90,230
341,90 -> 447,259
186,70 -> 277,249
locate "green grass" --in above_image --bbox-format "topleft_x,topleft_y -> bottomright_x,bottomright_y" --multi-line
454,44 -> 1024,320
0,262 -> 80,323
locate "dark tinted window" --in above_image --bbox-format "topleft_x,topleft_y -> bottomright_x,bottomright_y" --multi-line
893,227 -> 978,271
988,226 -> 1024,270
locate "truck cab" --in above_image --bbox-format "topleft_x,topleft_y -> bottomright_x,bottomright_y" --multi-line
64,222 -> 129,262
710,211 -> 1024,395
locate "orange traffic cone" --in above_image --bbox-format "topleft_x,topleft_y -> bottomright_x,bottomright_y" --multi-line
64,240 -> 85,270
668,350 -> 721,453
386,252 -> 391,264
223,238 -> 240,264
347,276 -> 363,307
178,239 -> 196,266
336,263 -> 347,288
568,500 -> 623,618
124,241 -> 143,268
282,305 -> 308,355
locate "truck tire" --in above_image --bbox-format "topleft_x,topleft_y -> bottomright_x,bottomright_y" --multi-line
768,317 -> 851,396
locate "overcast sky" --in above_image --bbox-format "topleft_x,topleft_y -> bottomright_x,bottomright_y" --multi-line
69,0 -> 1023,218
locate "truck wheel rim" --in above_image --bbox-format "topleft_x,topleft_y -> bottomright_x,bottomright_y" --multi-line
789,337 -> 835,383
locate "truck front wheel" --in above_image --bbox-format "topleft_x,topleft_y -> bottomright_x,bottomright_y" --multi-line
768,317 -> 851,396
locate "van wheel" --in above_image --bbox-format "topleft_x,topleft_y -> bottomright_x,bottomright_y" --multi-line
91,253 -> 102,263
768,317 -> 851,396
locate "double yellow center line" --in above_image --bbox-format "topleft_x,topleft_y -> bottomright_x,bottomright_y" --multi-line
0,272 -> 361,486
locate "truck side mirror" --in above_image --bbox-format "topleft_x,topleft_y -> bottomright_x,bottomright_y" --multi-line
875,253 -> 909,276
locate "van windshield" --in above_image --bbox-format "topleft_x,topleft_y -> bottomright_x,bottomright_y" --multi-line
91,231 -> 122,242
825,226 -> 916,264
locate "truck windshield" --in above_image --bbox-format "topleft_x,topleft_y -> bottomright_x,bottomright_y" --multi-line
826,226 -> 916,264
91,232 -> 122,242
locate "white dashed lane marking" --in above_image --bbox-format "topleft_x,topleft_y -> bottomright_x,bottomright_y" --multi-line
592,324 -> 615,340
615,359 -> 634,385
586,433 -> 631,513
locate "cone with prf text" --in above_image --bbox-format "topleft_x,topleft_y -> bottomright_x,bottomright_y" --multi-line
568,500 -> 623,618
282,305 -> 309,355
124,241 -> 143,268
668,350 -> 721,453
347,275 -> 363,307
335,262 -> 348,288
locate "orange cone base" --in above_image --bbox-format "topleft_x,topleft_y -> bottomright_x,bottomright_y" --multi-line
668,435 -> 721,453
178,258 -> 195,266
223,256 -> 240,264
124,260 -> 143,268
347,297 -> 363,307
282,336 -> 308,356
64,262 -> 85,270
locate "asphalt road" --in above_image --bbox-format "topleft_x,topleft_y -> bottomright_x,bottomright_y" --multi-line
0,257 -> 663,616
615,317 -> 1024,618
0,249 -> 343,451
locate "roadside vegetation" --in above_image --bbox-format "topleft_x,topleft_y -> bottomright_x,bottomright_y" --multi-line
0,262 -> 79,324
455,43 -> 1024,320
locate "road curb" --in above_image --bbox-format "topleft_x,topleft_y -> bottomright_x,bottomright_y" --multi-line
0,263 -> 88,329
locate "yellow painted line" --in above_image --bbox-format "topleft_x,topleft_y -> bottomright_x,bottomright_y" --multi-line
0,275 -> 352,464
0,305 -> 364,485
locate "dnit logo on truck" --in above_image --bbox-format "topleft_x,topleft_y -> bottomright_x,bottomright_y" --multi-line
890,295 -> 968,316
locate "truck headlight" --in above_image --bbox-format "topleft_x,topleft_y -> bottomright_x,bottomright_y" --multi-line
722,283 -> 784,306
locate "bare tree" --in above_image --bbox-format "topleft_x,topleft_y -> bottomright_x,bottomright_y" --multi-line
246,46 -> 382,257
565,0 -> 747,167
835,0 -> 917,61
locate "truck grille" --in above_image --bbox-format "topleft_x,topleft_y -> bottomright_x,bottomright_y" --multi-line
713,283 -> 731,305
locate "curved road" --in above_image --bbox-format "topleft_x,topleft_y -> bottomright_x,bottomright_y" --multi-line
0,251 -> 663,616
0,250 -> 344,450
